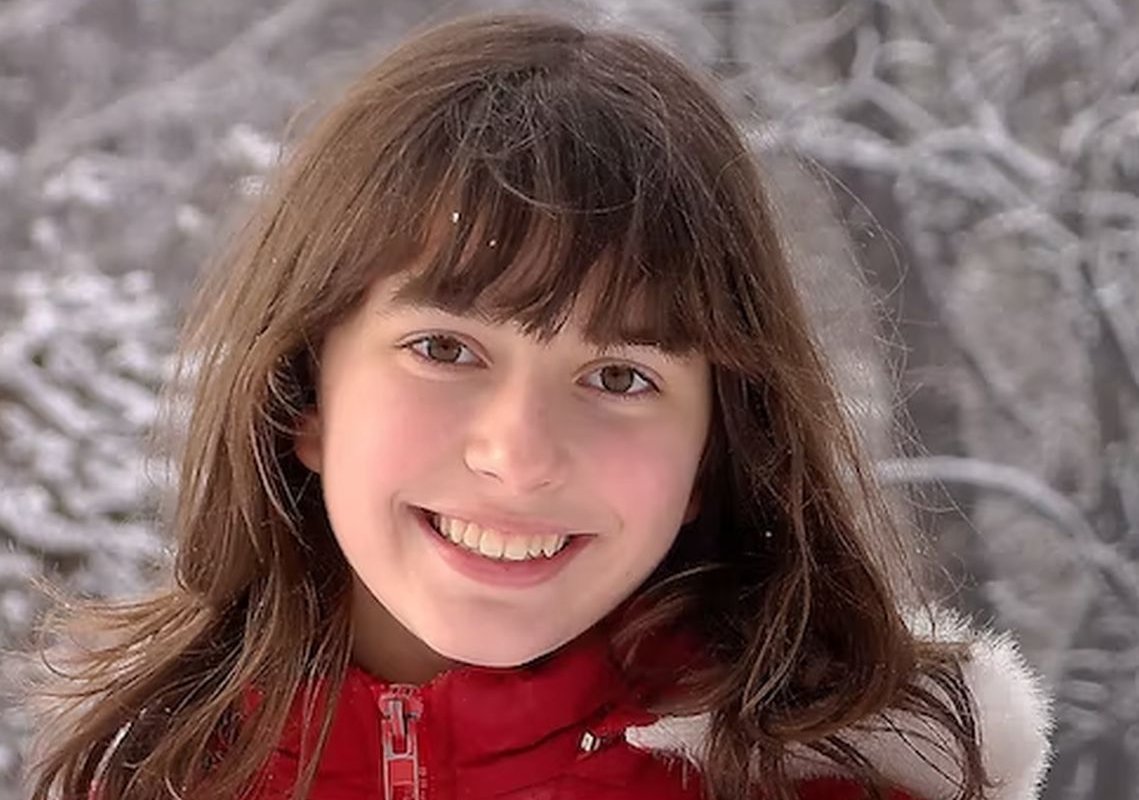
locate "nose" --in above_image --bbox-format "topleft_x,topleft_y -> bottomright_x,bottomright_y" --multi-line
463,374 -> 567,494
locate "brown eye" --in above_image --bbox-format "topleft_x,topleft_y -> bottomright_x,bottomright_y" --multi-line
600,366 -> 635,393
585,364 -> 656,397
408,335 -> 478,365
426,336 -> 462,362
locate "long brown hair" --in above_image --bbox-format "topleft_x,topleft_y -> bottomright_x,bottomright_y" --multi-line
26,10 -> 987,800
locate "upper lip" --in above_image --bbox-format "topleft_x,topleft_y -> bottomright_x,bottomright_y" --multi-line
420,505 -> 588,538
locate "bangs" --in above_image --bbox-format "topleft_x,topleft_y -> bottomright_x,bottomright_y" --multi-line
372,62 -> 716,353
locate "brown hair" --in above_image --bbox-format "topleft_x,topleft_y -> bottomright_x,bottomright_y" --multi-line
26,10 -> 987,800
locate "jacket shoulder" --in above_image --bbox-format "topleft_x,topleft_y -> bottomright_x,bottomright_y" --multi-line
794,777 -> 921,800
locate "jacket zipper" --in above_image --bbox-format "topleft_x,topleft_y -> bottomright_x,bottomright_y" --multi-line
379,687 -> 425,800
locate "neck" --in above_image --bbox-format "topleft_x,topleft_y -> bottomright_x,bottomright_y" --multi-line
348,577 -> 458,684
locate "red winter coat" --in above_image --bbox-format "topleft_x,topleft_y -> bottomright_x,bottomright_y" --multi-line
244,627 -> 917,800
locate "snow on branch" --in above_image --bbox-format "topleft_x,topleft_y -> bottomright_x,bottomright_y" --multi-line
0,264 -> 173,600
878,455 -> 1139,605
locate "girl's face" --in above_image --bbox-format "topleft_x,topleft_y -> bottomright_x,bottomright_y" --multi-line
296,271 -> 711,679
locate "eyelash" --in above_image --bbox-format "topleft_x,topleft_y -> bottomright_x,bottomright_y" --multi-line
402,334 -> 660,399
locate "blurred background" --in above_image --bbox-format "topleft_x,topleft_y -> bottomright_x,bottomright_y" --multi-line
2,0 -> 1137,797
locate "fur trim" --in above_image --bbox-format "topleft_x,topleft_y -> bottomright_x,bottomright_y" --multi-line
624,610 -> 1053,800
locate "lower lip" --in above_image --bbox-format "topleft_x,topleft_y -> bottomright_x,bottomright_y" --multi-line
413,507 -> 590,589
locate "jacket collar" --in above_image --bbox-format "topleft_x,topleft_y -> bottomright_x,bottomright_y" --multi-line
624,609 -> 1054,800
259,623 -> 661,798
348,622 -> 657,761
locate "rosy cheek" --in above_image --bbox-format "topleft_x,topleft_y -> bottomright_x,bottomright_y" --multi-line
366,372 -> 468,461
577,423 -> 697,524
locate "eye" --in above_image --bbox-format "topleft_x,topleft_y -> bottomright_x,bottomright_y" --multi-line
582,364 -> 658,398
404,334 -> 482,366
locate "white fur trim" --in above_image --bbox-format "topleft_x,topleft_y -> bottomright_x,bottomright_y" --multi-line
624,611 -> 1053,799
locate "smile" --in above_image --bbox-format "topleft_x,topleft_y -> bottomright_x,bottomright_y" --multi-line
426,512 -> 571,561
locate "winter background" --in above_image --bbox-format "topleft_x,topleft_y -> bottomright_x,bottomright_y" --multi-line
2,0 -> 1138,797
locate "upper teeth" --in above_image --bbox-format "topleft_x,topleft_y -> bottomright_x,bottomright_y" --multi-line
434,514 -> 568,560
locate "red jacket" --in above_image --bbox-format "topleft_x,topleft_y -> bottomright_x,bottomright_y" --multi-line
245,627 -> 916,800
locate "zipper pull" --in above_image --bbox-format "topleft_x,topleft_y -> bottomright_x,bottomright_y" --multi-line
578,728 -> 619,757
379,687 -> 424,800
579,730 -> 603,754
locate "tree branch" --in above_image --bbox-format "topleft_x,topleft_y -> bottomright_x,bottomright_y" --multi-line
877,455 -> 1139,606
23,0 -> 336,174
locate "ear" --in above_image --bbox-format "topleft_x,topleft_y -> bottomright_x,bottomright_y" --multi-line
294,408 -> 323,474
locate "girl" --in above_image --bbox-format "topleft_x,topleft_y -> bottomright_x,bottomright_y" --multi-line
26,10 -> 1051,800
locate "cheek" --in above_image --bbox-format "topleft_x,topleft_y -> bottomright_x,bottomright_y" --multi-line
578,420 -> 703,529
324,370 -> 466,479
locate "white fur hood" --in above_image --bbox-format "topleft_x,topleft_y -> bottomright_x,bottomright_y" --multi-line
624,611 -> 1054,800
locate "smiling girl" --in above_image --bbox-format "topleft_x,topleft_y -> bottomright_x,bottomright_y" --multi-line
27,10 -> 1050,800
